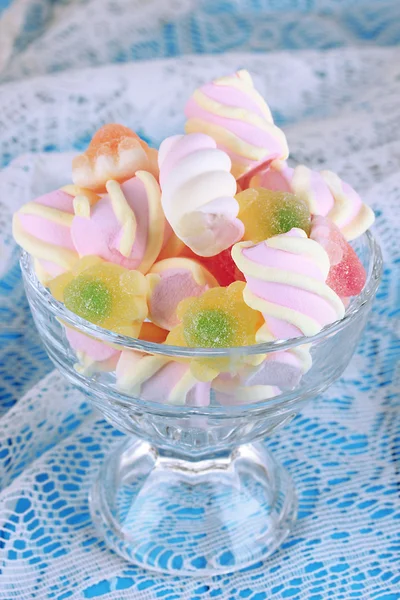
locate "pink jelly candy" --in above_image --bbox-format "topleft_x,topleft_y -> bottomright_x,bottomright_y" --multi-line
310,215 -> 366,298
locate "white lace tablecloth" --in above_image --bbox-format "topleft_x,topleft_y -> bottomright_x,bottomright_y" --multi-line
0,1 -> 399,599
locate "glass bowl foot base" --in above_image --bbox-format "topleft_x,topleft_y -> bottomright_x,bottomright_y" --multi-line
89,438 -> 298,575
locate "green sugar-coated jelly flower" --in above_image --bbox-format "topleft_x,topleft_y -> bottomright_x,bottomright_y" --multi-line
237,187 -> 311,242
64,276 -> 113,323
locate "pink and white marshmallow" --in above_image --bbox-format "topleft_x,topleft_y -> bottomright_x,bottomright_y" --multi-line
158,133 -> 244,257
146,257 -> 218,330
184,69 -> 288,179
71,171 -> 164,273
65,327 -> 120,375
116,351 -> 210,406
232,227 -> 345,341
12,185 -> 97,284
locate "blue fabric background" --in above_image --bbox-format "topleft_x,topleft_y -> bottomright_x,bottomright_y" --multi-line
0,1 -> 399,599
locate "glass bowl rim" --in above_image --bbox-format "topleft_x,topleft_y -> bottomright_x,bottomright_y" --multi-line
20,230 -> 382,359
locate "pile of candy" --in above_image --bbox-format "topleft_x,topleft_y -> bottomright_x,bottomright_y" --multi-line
13,70 -> 374,405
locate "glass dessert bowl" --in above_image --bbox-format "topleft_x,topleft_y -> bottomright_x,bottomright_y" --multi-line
20,230 -> 382,576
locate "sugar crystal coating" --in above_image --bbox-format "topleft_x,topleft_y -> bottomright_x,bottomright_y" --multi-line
167,282 -> 261,349
310,215 -> 366,298
236,187 -> 311,242
188,309 -> 235,347
64,277 -> 112,322
72,124 -> 158,193
50,257 -> 148,336
166,282 -> 263,380
146,257 -> 218,330
85,124 -> 139,161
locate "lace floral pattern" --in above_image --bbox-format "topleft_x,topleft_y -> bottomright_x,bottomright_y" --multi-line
0,1 -> 399,597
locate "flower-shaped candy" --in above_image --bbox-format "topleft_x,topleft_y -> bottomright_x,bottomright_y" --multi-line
166,282 -> 263,379
236,187 -> 311,242
50,256 -> 148,337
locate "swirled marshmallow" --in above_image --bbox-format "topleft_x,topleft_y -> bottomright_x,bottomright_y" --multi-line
185,69 -> 288,179
158,133 -> 244,257
116,351 -> 210,406
232,228 -> 345,340
12,186 -> 97,283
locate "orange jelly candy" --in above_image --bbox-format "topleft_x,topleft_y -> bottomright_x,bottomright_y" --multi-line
72,124 -> 159,193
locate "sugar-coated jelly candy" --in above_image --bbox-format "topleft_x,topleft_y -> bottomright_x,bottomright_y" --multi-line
167,281 -> 260,349
72,124 -> 159,193
310,215 -> 366,298
249,161 -> 375,242
166,282 -> 263,380
236,187 -> 311,243
50,256 -> 148,336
